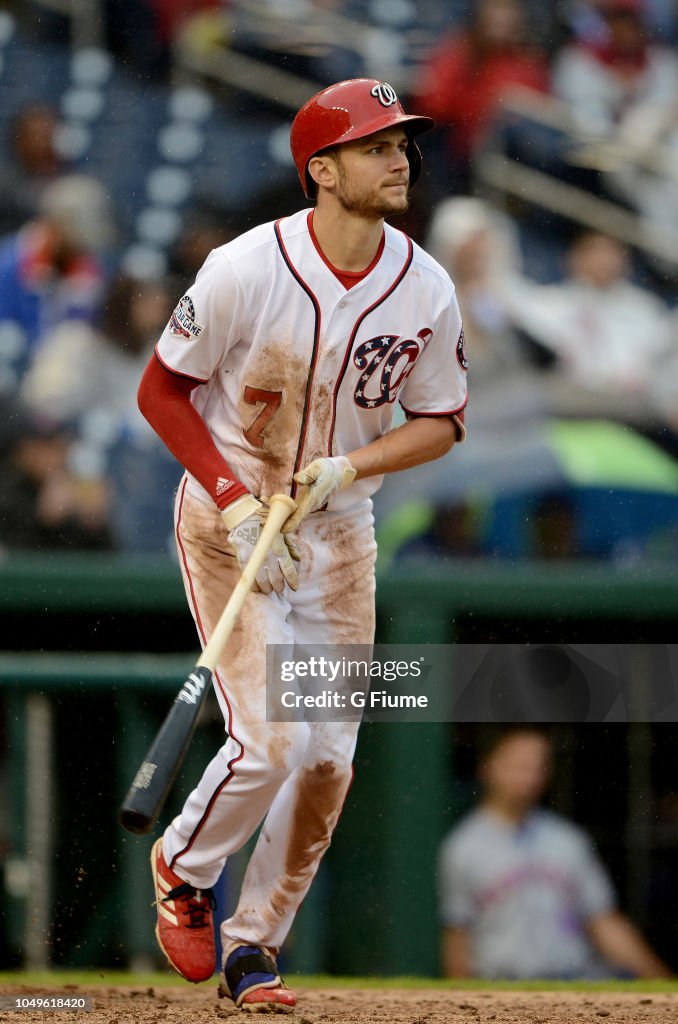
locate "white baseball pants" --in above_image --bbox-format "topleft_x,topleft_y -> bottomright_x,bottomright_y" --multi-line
162,477 -> 376,952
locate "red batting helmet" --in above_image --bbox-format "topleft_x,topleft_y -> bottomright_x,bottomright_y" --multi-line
290,78 -> 434,200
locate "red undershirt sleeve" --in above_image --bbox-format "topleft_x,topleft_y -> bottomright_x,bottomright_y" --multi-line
137,352 -> 249,510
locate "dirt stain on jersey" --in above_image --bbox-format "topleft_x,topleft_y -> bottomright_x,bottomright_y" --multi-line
238,343 -> 342,499
238,344 -> 309,498
302,378 -> 333,464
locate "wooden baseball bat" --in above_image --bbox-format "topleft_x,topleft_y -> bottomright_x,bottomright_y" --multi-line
119,494 -> 297,835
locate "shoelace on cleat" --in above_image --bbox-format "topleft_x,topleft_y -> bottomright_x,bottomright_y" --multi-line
163,881 -> 217,929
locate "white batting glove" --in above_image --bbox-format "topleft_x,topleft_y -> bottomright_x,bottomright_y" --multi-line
283,456 -> 357,533
222,494 -> 300,594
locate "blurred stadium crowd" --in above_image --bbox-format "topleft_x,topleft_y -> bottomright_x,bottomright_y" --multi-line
2,0 -> 678,562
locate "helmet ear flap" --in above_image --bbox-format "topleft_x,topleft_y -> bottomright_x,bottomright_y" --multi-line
304,168 -> 317,202
406,137 -> 423,187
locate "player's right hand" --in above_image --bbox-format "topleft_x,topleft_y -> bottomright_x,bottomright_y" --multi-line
221,495 -> 300,594
283,455 -> 357,533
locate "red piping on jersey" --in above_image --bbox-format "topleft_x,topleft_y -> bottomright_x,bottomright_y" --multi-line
274,217 -> 323,497
327,233 -> 414,456
170,476 -> 245,872
154,344 -> 209,385
401,398 -> 468,440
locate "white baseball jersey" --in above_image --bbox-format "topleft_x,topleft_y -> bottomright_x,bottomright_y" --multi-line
156,208 -> 467,509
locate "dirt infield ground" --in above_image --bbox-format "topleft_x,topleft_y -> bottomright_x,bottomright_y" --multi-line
0,984 -> 677,1024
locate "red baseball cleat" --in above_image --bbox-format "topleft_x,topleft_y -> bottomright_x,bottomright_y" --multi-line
150,837 -> 217,983
218,945 -> 297,1014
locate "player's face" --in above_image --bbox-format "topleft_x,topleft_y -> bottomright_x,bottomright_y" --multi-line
482,733 -> 552,810
569,234 -> 628,288
331,128 -> 411,220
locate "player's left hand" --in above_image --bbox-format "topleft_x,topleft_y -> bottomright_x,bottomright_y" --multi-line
284,456 -> 356,533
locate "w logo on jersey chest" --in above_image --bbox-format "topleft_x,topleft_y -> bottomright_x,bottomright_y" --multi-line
353,329 -> 432,409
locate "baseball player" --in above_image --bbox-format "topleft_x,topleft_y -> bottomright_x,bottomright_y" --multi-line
439,728 -> 672,979
138,78 -> 467,1012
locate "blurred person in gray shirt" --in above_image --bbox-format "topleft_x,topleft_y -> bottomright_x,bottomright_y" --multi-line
439,728 -> 672,979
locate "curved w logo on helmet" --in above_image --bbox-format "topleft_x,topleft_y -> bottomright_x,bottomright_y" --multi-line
370,82 -> 398,107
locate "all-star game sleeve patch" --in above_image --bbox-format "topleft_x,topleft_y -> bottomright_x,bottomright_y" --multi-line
456,325 -> 468,371
169,294 -> 205,340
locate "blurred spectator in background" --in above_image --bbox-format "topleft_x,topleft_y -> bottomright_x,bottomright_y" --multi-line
0,174 -> 113,386
383,196 -> 575,568
0,104 -> 67,237
20,275 -> 180,555
0,398 -> 112,552
426,197 -> 535,389
439,727 -> 672,979
500,230 -> 672,408
404,196 -> 558,563
552,0 -> 678,274
489,2 -> 678,239
415,0 -> 549,191
21,275 -> 171,427
565,0 -> 678,45
553,0 -> 678,149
